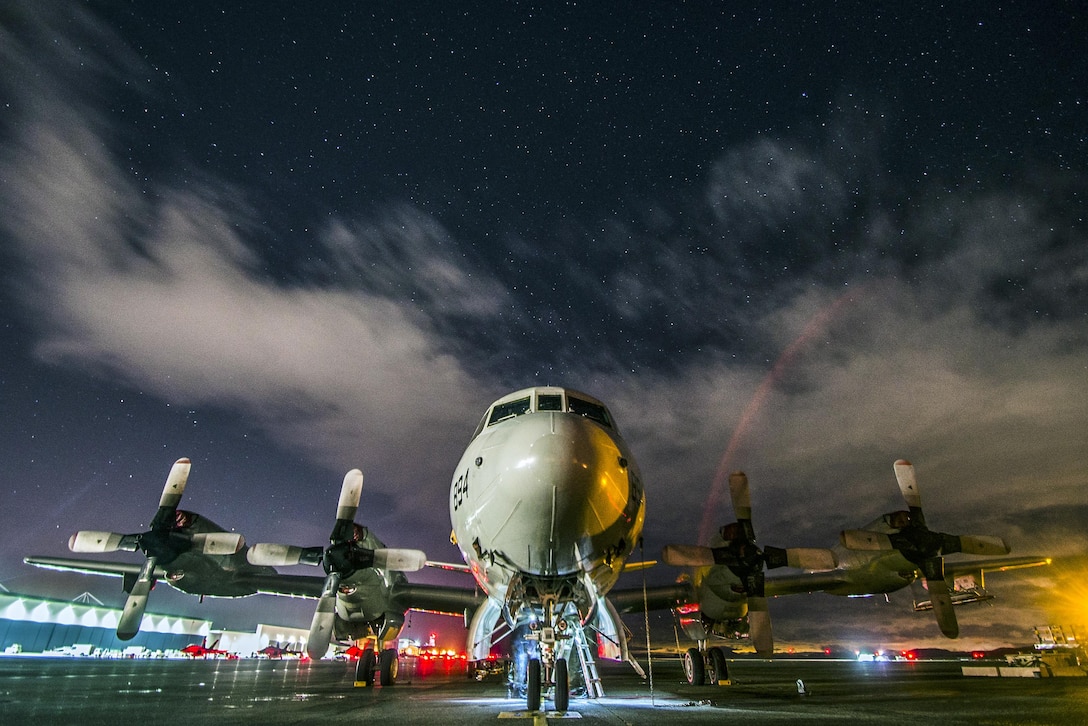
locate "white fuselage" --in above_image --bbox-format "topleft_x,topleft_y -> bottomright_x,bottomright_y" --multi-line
449,387 -> 645,620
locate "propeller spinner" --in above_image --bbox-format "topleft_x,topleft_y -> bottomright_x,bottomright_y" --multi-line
246,469 -> 427,660
67,458 -> 243,640
663,471 -> 835,657
840,459 -> 1010,638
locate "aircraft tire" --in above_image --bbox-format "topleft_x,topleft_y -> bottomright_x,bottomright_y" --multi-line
554,658 -> 569,712
683,647 -> 705,685
526,658 -> 541,712
378,648 -> 398,687
357,649 -> 376,686
708,647 -> 728,684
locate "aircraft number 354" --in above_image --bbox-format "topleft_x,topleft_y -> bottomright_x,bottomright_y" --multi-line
452,469 -> 470,511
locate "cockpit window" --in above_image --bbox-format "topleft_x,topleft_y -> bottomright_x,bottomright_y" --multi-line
487,396 -> 532,426
537,393 -> 563,411
567,395 -> 613,428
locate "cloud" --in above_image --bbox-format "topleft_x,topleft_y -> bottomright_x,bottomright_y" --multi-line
0,14 -> 491,486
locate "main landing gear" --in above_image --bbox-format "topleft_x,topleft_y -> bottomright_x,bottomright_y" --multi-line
683,646 -> 729,685
355,647 -> 399,687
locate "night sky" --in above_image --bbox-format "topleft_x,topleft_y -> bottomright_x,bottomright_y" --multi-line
2,2 -> 1085,652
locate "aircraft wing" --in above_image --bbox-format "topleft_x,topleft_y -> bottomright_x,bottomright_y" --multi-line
764,569 -> 853,596
241,573 -> 484,616
241,573 -> 326,598
25,556 -> 161,580
761,555 -> 1049,598
943,555 -> 1051,578
390,582 -> 484,616
608,583 -> 695,613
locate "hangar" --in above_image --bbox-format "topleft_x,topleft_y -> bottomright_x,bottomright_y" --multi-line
0,590 -> 209,655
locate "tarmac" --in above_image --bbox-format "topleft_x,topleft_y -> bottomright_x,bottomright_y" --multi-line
1,654 -> 1084,725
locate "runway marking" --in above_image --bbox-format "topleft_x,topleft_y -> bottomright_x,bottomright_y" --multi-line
497,711 -> 581,721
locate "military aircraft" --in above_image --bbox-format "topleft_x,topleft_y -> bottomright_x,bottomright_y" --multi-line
256,641 -> 302,659
436,387 -> 692,711
27,392 -> 1046,710
182,636 -> 236,659
663,459 -> 1050,684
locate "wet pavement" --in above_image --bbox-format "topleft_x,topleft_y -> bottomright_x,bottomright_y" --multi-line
0,655 -> 1084,725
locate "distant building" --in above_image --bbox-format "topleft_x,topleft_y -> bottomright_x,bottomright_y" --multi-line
0,591 -> 209,655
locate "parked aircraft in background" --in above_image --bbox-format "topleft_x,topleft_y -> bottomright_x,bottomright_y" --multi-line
663,459 -> 1050,684
182,636 -> 236,659
257,641 -> 302,659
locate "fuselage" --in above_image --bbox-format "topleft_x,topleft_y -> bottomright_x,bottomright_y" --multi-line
449,387 -> 645,620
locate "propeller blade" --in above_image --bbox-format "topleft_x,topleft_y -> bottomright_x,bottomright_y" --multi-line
117,557 -> 156,640
747,596 -> 773,657
330,472 -> 365,533
306,574 -> 341,660
925,577 -> 958,638
159,458 -> 192,510
841,529 -> 895,551
920,557 -> 959,637
728,471 -> 753,524
372,548 -> 427,572
893,459 -> 922,511
248,543 -> 303,567
661,544 -> 717,567
957,535 -> 1010,556
191,532 -> 245,556
246,543 -> 325,567
69,531 -> 127,553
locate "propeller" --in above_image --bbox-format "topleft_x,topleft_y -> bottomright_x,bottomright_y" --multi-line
840,459 -> 1010,638
246,469 -> 427,660
67,458 -> 244,640
663,471 -> 836,657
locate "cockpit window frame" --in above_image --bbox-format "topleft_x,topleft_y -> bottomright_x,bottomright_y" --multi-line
487,396 -> 532,426
537,393 -> 564,411
474,388 -> 618,439
566,394 -> 614,428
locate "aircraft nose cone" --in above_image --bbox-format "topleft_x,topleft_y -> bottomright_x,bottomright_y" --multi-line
481,413 -> 640,574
